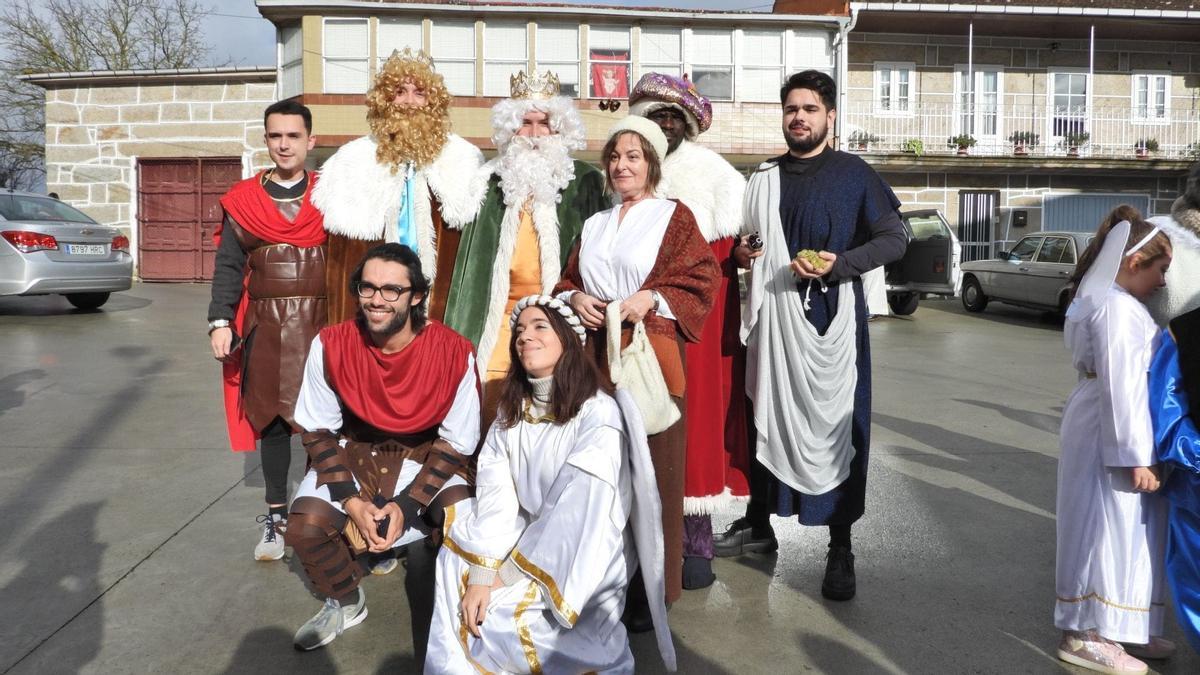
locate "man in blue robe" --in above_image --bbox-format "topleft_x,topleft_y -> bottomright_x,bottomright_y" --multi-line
718,70 -> 907,601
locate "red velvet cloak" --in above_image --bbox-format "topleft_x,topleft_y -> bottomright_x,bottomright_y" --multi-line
319,319 -> 476,435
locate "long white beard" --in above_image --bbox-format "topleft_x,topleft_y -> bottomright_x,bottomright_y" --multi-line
494,135 -> 576,209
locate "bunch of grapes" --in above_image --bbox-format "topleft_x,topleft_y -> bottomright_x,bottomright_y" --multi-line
794,249 -> 828,272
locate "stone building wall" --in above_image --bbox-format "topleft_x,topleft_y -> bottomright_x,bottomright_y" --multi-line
41,74 -> 277,236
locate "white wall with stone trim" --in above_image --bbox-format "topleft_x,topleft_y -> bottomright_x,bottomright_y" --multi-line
40,75 -> 278,259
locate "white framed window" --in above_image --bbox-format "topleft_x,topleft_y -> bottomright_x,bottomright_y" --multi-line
1132,72 -> 1169,122
740,29 -> 784,103
638,27 -> 682,79
874,62 -> 914,114
788,30 -> 834,74
279,25 -> 303,99
691,29 -> 733,101
377,18 -> 423,68
954,66 -> 1003,138
431,20 -> 476,96
323,18 -> 369,94
588,26 -> 631,99
536,24 -> 580,97
1047,70 -> 1090,140
483,22 -> 528,97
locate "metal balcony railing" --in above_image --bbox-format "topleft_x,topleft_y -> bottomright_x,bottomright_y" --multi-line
839,102 -> 1200,160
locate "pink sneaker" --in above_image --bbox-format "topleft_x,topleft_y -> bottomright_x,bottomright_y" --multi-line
1121,636 -> 1176,660
1057,631 -> 1148,674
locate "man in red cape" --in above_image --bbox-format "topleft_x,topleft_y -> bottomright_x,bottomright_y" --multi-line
207,100 -> 327,562
284,243 -> 479,659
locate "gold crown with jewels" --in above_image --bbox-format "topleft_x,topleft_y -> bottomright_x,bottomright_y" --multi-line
510,70 -> 560,100
383,47 -> 435,71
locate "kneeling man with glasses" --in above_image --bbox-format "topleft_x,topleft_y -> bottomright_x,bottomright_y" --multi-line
286,243 -> 480,656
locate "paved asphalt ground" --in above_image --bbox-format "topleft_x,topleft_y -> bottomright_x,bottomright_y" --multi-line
2,283 -> 1198,675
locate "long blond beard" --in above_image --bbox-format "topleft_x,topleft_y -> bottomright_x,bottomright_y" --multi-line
368,104 -> 450,171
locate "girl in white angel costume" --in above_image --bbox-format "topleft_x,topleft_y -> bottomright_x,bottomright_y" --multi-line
426,295 -> 675,674
1055,209 -> 1175,674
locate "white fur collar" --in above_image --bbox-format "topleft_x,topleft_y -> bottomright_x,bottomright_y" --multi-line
655,139 -> 746,242
472,193 -> 564,376
312,133 -> 486,241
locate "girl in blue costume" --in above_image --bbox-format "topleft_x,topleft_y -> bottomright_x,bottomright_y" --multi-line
1056,210 -> 1174,674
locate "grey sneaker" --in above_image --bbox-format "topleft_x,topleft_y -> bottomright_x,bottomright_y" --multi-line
293,587 -> 368,651
254,514 -> 286,561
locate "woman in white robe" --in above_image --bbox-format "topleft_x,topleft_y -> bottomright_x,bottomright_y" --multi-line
426,295 -> 675,675
1055,212 -> 1175,673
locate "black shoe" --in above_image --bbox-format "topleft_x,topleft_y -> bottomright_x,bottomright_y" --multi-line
821,545 -> 856,601
682,556 -> 716,590
621,573 -> 655,634
712,517 -> 778,558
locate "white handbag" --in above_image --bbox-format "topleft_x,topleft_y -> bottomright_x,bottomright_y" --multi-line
605,301 -> 681,435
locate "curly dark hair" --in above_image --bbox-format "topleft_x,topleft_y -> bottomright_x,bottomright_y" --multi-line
348,243 -> 430,332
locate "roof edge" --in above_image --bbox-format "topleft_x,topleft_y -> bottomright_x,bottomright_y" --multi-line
18,66 -> 276,88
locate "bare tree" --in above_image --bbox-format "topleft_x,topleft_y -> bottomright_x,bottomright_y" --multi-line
0,0 -> 217,188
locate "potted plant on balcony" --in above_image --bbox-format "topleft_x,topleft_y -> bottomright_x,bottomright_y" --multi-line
1064,131 -> 1090,157
1188,142 -> 1200,160
901,138 -> 924,156
1134,138 -> 1159,159
848,130 -> 881,152
949,134 -> 977,156
1007,131 -> 1040,156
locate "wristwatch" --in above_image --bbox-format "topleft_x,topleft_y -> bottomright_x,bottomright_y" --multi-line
207,319 -> 230,334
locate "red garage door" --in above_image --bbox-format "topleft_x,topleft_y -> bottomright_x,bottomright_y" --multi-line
137,158 -> 242,281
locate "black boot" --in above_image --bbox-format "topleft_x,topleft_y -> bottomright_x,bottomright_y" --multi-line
621,569 -> 655,633
712,517 -> 778,557
682,556 -> 716,590
821,544 -> 856,601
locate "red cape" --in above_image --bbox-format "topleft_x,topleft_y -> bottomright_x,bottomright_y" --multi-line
684,238 -> 750,504
214,171 -> 326,451
320,319 -> 477,435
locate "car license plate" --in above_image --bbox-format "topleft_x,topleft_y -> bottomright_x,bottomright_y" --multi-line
67,244 -> 107,255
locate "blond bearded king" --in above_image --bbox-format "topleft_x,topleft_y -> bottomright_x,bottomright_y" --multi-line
313,48 -> 486,323
440,70 -> 607,421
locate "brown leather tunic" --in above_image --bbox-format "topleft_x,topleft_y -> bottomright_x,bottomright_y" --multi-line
230,219 -> 327,431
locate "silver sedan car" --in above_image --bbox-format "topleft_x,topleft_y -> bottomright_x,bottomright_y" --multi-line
960,231 -> 1094,316
0,190 -> 133,309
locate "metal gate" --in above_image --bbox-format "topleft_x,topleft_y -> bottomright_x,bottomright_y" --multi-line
1043,193 -> 1151,232
957,189 -> 999,263
137,157 -> 242,281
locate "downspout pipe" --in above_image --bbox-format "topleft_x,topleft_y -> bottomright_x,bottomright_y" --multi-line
835,6 -> 858,150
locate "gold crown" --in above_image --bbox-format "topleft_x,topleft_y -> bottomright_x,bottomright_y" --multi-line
510,70 -> 560,100
382,47 -> 435,71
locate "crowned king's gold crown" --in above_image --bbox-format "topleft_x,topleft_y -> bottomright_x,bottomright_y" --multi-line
510,70 -> 560,100
383,47 -> 435,71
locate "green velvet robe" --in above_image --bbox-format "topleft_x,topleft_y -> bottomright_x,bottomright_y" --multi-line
441,160 -> 608,354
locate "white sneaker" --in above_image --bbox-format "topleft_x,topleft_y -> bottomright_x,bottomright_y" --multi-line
254,514 -> 286,561
293,587 -> 368,651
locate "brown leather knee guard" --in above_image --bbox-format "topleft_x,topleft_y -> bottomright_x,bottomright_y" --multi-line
286,497 -> 361,599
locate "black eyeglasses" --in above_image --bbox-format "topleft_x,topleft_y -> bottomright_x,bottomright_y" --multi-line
354,281 -> 413,302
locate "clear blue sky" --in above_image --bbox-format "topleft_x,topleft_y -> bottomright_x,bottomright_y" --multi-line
203,0 -> 775,66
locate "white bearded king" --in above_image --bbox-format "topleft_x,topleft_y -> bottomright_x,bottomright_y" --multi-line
439,70 -> 608,420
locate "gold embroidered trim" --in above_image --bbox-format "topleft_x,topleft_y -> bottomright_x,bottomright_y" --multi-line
521,399 -> 556,425
515,582 -> 544,674
456,570 -> 494,675
511,549 -> 579,627
1056,591 -> 1164,613
442,503 -> 504,570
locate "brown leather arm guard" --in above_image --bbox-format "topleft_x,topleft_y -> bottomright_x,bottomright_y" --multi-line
407,439 -> 470,507
302,429 -> 356,502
